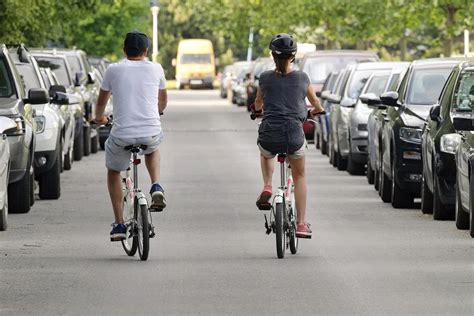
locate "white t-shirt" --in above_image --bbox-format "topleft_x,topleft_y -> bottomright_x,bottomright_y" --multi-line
101,59 -> 166,139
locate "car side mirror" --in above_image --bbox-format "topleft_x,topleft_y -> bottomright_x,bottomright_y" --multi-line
327,94 -> 341,104
320,90 -> 330,100
26,88 -> 50,104
359,92 -> 377,104
429,105 -> 441,122
87,72 -> 95,85
0,116 -> 18,135
453,116 -> 474,131
380,91 -> 399,107
52,92 -> 70,105
172,58 -> 177,67
316,91 -> 322,98
49,84 -> 67,97
340,97 -> 356,108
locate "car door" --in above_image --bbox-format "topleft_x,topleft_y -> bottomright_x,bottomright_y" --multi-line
457,132 -> 472,209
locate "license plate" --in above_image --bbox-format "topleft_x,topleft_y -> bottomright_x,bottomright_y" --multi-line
190,79 -> 203,85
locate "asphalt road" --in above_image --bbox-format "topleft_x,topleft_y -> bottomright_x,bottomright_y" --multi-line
1,90 -> 473,315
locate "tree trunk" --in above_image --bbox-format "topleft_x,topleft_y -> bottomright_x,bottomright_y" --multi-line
400,35 -> 407,61
443,5 -> 457,57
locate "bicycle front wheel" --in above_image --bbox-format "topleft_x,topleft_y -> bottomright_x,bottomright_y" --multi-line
137,203 -> 150,261
275,202 -> 285,259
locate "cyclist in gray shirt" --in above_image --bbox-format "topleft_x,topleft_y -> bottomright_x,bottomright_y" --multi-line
254,34 -> 324,238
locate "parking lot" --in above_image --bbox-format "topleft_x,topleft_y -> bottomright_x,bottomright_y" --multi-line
1,90 -> 472,315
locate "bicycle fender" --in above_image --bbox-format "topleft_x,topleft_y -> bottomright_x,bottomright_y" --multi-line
136,193 -> 148,206
274,194 -> 283,204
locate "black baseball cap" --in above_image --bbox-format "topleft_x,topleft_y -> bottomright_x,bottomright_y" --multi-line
124,31 -> 149,56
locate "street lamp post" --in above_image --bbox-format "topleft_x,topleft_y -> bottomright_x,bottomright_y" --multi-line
150,0 -> 159,63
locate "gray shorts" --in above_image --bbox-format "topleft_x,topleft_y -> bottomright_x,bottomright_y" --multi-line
258,142 -> 306,160
105,134 -> 163,171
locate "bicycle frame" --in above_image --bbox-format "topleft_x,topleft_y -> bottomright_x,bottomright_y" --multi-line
131,151 -> 147,207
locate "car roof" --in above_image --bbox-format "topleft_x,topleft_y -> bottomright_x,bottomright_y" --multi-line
410,57 -> 468,69
304,50 -> 378,58
354,61 -> 410,70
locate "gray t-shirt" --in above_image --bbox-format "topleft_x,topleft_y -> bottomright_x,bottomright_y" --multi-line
258,70 -> 310,154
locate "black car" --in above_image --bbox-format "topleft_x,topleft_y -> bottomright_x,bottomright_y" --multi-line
379,58 -> 460,208
421,59 -> 473,219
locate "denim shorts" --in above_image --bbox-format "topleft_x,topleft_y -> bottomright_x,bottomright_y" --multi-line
105,134 -> 163,171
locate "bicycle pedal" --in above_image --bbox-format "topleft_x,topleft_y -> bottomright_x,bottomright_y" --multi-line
264,214 -> 272,235
257,203 -> 272,211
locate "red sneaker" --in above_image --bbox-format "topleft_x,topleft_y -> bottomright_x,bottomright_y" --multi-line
296,223 -> 312,239
256,187 -> 272,210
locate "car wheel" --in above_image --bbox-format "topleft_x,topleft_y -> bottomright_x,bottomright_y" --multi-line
421,173 -> 433,214
347,152 -> 365,175
336,149 -> 347,171
8,170 -> 31,214
374,162 -> 380,191
391,161 -> 414,208
64,147 -> 72,170
432,173 -> 454,220
90,134 -> 99,154
83,124 -> 91,156
321,134 -> 328,156
0,195 -> 7,231
367,157 -> 375,185
73,120 -> 84,161
330,144 -> 337,167
39,147 -> 61,200
379,160 -> 391,203
29,168 -> 35,207
455,183 -> 469,230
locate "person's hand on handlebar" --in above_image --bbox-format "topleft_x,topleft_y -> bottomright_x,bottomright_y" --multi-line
307,108 -> 326,120
249,103 -> 263,120
93,115 -> 109,125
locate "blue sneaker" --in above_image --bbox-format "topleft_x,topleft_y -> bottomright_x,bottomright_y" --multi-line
110,223 -> 127,241
150,183 -> 166,211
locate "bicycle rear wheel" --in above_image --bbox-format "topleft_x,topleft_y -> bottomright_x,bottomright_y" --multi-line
289,209 -> 298,255
137,203 -> 150,261
121,193 -> 137,256
275,202 -> 285,259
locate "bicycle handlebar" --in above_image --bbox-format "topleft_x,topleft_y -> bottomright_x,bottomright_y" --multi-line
250,109 -> 326,121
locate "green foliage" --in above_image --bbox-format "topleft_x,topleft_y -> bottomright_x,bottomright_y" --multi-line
0,0 -> 472,78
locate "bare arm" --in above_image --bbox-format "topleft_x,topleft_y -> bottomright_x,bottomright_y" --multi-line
306,84 -> 324,113
254,87 -> 263,112
94,89 -> 112,123
158,89 -> 167,114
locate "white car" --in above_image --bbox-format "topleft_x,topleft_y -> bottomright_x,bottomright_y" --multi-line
0,117 -> 16,231
13,47 -> 64,199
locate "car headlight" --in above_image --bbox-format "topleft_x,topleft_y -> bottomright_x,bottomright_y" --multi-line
399,127 -> 422,144
34,115 -> 46,133
440,133 -> 462,155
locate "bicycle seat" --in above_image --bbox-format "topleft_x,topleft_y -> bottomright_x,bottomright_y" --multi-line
277,153 -> 287,163
124,144 -> 148,153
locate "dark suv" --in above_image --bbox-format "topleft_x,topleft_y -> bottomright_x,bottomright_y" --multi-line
379,58 -> 461,208
421,59 -> 473,220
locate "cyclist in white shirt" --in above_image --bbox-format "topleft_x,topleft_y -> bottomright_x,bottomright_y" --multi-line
93,31 -> 168,241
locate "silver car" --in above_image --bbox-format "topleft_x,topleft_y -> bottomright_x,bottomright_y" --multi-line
346,62 -> 410,175
327,62 -> 405,171
0,117 -> 17,231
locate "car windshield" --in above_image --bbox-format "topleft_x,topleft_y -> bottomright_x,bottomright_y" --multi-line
15,64 -> 41,93
181,54 -> 211,64
67,56 -> 82,76
406,68 -> 451,105
0,58 -> 14,97
366,74 -> 389,96
35,57 -> 71,86
346,69 -> 374,99
303,56 -> 375,84
453,70 -> 474,111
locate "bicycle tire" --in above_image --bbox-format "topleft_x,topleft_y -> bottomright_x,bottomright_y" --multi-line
137,203 -> 150,261
275,202 -> 285,259
289,208 -> 298,255
121,194 -> 137,256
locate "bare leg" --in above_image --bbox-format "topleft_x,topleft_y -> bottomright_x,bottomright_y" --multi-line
145,149 -> 161,184
288,156 -> 307,224
108,169 -> 124,223
260,155 -> 274,187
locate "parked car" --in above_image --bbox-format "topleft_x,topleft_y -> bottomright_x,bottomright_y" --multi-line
219,65 -> 234,98
422,60 -> 474,220
300,50 -> 380,142
327,62 -> 398,171
0,44 -> 38,213
32,51 -> 88,162
39,67 -> 76,170
346,62 -> 411,175
315,71 -> 340,155
378,58 -> 460,208
88,56 -> 109,77
228,61 -> 251,106
10,45 -> 66,199
453,113 -> 474,238
366,66 -> 409,188
0,117 -> 17,230
32,48 -> 98,157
